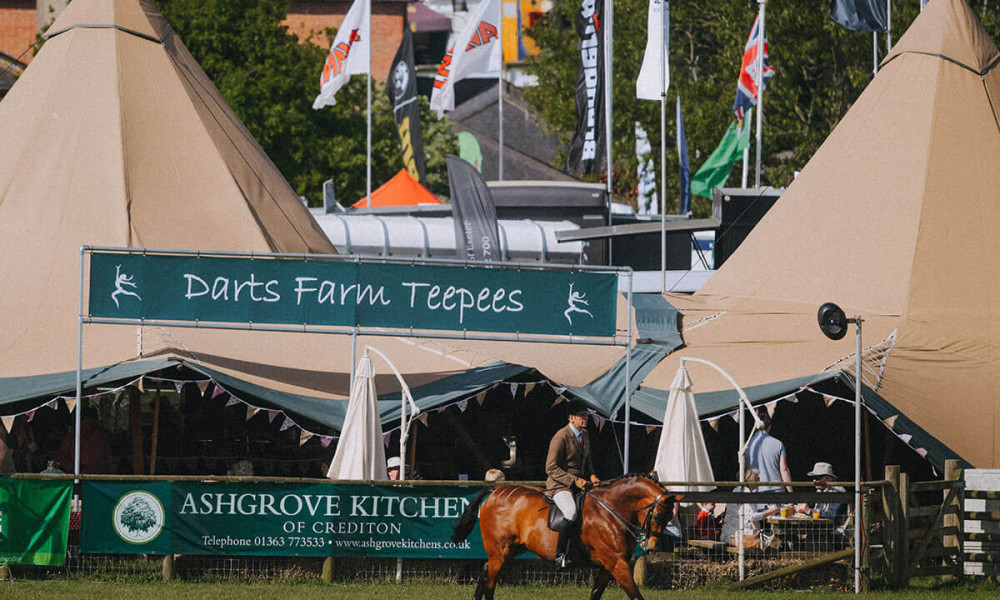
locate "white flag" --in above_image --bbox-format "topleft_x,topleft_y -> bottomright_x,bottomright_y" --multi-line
430,0 -> 502,116
313,0 -> 370,109
637,0 -> 669,100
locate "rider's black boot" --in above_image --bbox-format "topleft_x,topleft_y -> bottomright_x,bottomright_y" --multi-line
554,522 -> 572,569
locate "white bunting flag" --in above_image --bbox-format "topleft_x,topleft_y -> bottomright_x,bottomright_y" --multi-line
300,430 -> 314,446
476,391 -> 487,405
196,380 -> 210,395
509,383 -> 519,398
246,406 -> 260,421
823,394 -> 838,407
709,418 -> 720,432
280,417 -> 295,431
226,396 -> 239,407
137,378 -> 145,393
458,399 -> 469,412
637,0 -> 669,100
313,0 -> 370,109
174,381 -> 184,394
1,416 -> 14,433
65,397 -> 77,413
430,0 -> 501,116
882,414 -> 898,429
418,413 -> 430,426
765,401 -> 778,417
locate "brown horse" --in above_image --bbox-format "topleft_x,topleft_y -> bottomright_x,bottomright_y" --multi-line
452,474 -> 677,600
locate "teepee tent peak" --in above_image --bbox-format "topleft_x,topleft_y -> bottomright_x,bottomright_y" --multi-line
46,0 -> 170,41
883,0 -> 999,72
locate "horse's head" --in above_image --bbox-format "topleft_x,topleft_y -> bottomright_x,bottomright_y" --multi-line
634,476 -> 680,552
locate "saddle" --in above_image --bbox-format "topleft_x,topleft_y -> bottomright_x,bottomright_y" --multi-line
545,492 -> 586,532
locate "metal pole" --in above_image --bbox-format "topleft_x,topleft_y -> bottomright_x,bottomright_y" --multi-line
659,0 -> 668,293
366,0 -> 372,208
886,0 -> 892,52
854,316 -> 863,593
623,270 -> 633,473
350,329 -> 358,398
604,0 -> 614,265
873,32 -> 878,76
75,248 -> 85,495
738,392 -> 746,580
754,0 -> 765,189
498,0 -> 505,181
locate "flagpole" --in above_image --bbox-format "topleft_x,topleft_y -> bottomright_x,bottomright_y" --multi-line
366,0 -> 372,207
605,0 -> 614,265
886,0 -> 892,52
754,0 -> 764,189
872,32 -> 878,76
660,0 -> 668,294
498,0 -> 505,181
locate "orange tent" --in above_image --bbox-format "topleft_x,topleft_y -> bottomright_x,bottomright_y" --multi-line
352,170 -> 441,208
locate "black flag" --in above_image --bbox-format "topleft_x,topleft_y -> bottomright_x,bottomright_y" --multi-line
566,0 -> 607,174
387,26 -> 429,186
447,155 -> 501,262
830,0 -> 888,31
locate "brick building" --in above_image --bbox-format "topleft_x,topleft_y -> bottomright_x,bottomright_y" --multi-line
0,0 -> 407,79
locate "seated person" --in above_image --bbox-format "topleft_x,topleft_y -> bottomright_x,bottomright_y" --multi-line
731,468 -> 778,549
795,461 -> 850,546
695,502 -> 722,541
484,468 -> 505,482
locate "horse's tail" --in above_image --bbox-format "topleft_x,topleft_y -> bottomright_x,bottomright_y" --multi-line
451,488 -> 491,544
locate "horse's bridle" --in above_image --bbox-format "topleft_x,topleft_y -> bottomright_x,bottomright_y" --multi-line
587,487 -> 674,546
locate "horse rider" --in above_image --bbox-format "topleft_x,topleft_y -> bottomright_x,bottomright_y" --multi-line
545,400 -> 601,568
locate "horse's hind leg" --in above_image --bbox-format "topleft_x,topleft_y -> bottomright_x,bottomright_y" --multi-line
589,569 -> 612,600
475,540 -> 513,600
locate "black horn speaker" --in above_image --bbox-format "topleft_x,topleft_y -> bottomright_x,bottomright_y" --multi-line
817,302 -> 848,340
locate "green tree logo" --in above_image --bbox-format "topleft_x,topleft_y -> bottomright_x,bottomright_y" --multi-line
113,491 -> 164,544
120,496 -> 156,533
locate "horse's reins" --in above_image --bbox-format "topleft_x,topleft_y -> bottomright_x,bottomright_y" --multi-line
585,488 -> 674,545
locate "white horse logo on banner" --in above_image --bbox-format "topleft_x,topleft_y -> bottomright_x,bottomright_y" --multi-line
112,265 -> 141,308
564,283 -> 594,325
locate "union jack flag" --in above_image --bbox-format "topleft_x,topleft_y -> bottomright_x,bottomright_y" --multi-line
732,14 -> 774,123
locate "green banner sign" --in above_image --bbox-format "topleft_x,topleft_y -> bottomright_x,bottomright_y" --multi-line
0,479 -> 73,566
82,481 -> 487,558
88,252 -> 618,338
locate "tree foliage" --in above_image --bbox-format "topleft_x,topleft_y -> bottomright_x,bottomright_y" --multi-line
154,0 -> 456,206
120,497 -> 156,533
524,0 -> 1000,216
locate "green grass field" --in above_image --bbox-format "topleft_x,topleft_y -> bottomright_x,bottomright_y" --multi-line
2,580 -> 999,600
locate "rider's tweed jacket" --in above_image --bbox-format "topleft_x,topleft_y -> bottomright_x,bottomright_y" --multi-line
545,424 -> 595,494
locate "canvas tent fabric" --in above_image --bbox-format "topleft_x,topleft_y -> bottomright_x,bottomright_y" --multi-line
0,0 -> 510,430
637,0 -> 1000,470
352,169 -> 441,208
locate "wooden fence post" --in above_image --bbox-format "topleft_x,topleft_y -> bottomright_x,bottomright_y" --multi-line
162,554 -> 175,581
633,555 -> 647,587
899,470 -> 910,588
322,557 -> 334,583
943,459 -> 963,580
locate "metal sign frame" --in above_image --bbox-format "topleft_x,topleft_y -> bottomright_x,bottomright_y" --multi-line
74,246 -> 637,480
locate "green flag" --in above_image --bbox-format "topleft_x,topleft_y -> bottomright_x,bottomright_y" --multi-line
690,118 -> 751,199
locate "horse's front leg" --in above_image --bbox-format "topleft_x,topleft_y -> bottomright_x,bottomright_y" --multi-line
603,557 -> 643,600
589,569 -> 612,600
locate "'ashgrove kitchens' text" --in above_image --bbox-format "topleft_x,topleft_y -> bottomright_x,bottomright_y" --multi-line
178,492 -> 471,520
182,274 -> 523,324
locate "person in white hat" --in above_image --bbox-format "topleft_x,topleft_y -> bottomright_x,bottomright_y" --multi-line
795,461 -> 847,520
387,456 -> 402,480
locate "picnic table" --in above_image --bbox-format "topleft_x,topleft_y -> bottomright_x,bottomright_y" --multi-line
766,515 -> 835,551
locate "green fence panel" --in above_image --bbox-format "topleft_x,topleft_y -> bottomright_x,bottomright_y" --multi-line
0,478 -> 72,566
82,481 -> 488,559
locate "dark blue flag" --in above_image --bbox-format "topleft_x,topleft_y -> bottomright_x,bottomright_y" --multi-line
830,0 -> 888,32
676,97 -> 691,215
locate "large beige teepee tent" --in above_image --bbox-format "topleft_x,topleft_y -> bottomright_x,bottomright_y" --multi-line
638,0 -> 1000,469
0,0 -> 511,429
